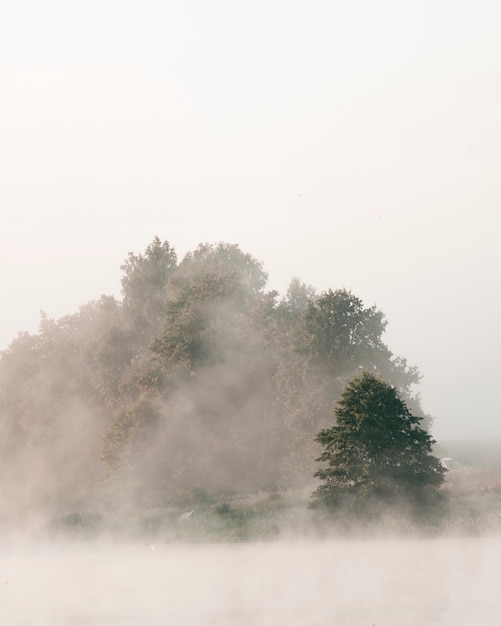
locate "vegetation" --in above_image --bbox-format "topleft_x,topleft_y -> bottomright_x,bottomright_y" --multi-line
43,470 -> 501,541
311,373 -> 447,526
0,236 -> 450,533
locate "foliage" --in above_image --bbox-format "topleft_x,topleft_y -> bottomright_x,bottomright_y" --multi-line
170,242 -> 267,296
311,372 -> 446,522
274,288 -> 420,484
150,273 -> 245,376
0,237 -> 429,518
48,512 -> 103,538
297,289 -> 390,376
101,396 -> 161,475
121,236 -> 178,335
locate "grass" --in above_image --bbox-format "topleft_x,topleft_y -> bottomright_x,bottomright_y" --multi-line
443,466 -> 501,534
44,489 -> 315,542
43,465 -> 501,542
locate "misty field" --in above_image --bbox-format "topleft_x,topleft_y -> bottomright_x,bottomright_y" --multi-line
0,536 -> 499,626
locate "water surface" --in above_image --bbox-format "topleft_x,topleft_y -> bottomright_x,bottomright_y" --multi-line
0,537 -> 498,625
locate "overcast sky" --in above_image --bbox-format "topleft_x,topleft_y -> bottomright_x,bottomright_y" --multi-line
1,0 -> 500,442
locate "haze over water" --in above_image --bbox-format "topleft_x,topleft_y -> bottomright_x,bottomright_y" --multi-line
0,536 -> 499,625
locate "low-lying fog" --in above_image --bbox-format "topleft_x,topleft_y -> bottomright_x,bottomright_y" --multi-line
1,536 -> 499,625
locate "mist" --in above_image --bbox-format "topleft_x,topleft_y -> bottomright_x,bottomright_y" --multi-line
1,536 -> 500,625
2,0 -> 501,622
0,240 -> 427,522
1,239 -> 501,626
0,239 -> 499,528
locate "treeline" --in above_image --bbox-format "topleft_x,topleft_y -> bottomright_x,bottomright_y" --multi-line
0,238 -> 424,518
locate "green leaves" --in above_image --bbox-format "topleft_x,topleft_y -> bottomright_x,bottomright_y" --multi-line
0,237 -> 435,516
297,289 -> 389,376
312,372 -> 447,520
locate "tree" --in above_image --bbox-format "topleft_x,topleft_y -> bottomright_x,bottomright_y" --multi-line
120,237 -> 178,342
150,273 -> 244,377
273,288 -> 422,484
171,242 -> 267,297
101,396 -> 161,475
0,237 -> 440,512
298,289 -> 389,376
144,269 -> 282,493
311,372 -> 446,522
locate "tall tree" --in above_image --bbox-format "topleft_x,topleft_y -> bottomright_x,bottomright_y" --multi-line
311,372 -> 446,522
103,245 -> 280,495
170,242 -> 267,297
0,299 -> 127,517
140,268 -> 281,493
121,237 -> 178,344
295,289 -> 391,379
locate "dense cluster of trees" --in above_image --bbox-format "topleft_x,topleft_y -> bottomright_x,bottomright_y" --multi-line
0,237 -> 429,518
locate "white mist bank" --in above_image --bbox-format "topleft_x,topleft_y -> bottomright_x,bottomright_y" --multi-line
0,536 -> 499,625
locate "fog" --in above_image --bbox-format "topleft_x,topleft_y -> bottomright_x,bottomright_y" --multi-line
0,240 -> 499,625
2,0 -> 501,441
2,1 -> 501,621
0,536 -> 499,625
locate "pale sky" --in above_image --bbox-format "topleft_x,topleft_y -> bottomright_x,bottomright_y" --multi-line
1,0 -> 500,441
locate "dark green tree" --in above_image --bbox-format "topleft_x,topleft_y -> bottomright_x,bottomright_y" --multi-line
297,289 -> 389,377
311,372 -> 446,522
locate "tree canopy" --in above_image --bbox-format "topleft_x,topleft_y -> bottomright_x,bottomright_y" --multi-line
0,237 -> 434,517
311,372 -> 446,522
